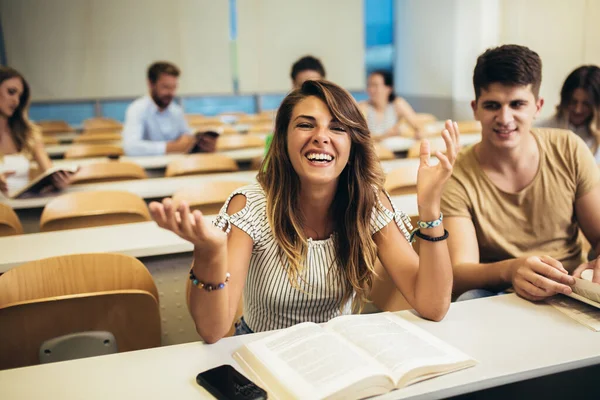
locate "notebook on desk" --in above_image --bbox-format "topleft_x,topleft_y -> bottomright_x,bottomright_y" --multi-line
6,165 -> 79,199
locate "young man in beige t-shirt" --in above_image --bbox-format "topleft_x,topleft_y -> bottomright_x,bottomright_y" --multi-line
441,45 -> 600,302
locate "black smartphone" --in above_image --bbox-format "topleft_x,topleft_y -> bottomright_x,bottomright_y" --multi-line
196,365 -> 267,400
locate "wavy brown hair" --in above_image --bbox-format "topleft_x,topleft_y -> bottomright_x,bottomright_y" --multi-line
257,80 -> 385,310
0,67 -> 38,158
556,65 -> 600,152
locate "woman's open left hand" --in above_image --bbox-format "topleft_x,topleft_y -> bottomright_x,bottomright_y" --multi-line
416,120 -> 460,210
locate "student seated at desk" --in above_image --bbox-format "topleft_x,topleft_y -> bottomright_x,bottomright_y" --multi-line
441,45 -> 600,303
122,61 -> 217,157
290,55 -> 326,89
537,65 -> 600,162
150,80 -> 460,343
0,67 -> 70,196
359,70 -> 423,140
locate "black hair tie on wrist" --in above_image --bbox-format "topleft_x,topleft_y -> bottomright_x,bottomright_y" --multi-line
414,229 -> 449,242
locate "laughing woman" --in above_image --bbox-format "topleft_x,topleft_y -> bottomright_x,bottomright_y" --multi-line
150,80 -> 460,343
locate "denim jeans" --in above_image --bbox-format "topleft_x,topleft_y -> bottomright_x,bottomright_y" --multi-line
234,317 -> 254,336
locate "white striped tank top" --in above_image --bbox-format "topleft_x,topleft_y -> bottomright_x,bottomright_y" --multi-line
366,102 -> 398,137
217,182 -> 412,332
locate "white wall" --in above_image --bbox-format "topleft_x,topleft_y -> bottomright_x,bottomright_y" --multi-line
236,0 -> 365,94
395,0 -> 600,120
0,0 -> 233,100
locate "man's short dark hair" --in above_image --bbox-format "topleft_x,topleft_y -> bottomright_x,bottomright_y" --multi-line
473,44 -> 542,100
147,61 -> 180,84
290,56 -> 326,81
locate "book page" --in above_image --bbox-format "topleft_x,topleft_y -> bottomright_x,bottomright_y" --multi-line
570,277 -> 600,305
9,165 -> 79,199
325,312 -> 476,386
241,322 -> 391,399
547,295 -> 600,331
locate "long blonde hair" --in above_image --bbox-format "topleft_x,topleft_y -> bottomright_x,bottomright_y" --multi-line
257,80 -> 385,310
0,67 -> 38,158
556,65 -> 600,153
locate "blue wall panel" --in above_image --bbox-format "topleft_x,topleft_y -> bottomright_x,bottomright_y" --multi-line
101,100 -> 134,122
182,95 -> 256,116
29,103 -> 96,126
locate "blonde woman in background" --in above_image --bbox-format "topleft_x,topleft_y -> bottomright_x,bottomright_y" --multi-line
0,67 -> 70,196
150,80 -> 460,343
359,70 -> 423,140
538,65 -> 600,161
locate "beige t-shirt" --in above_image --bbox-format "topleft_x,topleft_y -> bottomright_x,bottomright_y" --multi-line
441,128 -> 600,271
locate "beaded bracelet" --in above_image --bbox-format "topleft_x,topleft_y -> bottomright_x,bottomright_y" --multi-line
411,229 -> 449,243
189,269 -> 230,292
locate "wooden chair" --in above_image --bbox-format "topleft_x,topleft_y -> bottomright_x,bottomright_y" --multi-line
80,128 -> 122,136
184,114 -> 206,126
0,253 -> 160,370
172,180 -> 250,215
82,117 -> 122,131
456,120 -> 482,134
237,115 -> 273,125
36,120 -> 74,134
249,156 -> 264,171
73,133 -> 122,144
414,113 -> 437,125
165,154 -> 239,177
42,136 -> 59,145
374,144 -> 395,161
247,123 -> 273,135
216,135 -> 265,151
64,144 -> 124,159
70,162 -> 147,185
368,215 -> 419,313
40,191 -> 151,232
0,203 -> 23,236
384,165 -> 418,196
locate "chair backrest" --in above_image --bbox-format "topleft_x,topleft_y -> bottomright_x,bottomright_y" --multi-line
42,136 -> 59,145
172,180 -> 251,215
36,120 -> 74,134
374,144 -> 395,161
456,120 -> 482,133
64,144 -> 124,159
0,253 -> 160,369
70,162 -> 147,185
40,190 -> 151,232
80,128 -> 122,136
237,115 -> 273,125
216,134 -> 265,151
247,123 -> 273,135
0,203 -> 23,236
73,133 -> 122,144
165,154 -> 239,177
384,165 -> 418,196
249,156 -> 264,171
82,117 -> 122,131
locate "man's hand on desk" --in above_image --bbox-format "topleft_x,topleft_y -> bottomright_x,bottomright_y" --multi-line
166,135 -> 196,154
509,256 -> 575,301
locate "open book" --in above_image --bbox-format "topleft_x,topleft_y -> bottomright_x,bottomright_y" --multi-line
7,165 -> 79,199
233,312 -> 477,400
547,270 -> 600,331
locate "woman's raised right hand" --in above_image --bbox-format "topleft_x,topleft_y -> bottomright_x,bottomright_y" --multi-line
149,198 -> 228,254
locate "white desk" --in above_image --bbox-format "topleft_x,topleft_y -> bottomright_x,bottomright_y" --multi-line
380,137 -> 416,152
6,170 -> 260,210
10,159 -> 420,212
0,194 -> 418,273
1,294 -> 598,399
50,147 -> 265,166
0,194 -> 418,346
